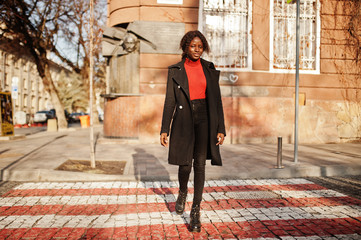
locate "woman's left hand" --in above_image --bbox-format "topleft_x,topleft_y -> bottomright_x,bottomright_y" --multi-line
216,133 -> 225,145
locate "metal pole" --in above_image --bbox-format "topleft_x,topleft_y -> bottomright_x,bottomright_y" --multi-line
105,59 -> 110,94
89,0 -> 96,168
276,136 -> 284,169
294,0 -> 300,164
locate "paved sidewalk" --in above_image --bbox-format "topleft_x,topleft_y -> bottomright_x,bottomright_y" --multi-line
0,178 -> 360,239
0,125 -> 361,182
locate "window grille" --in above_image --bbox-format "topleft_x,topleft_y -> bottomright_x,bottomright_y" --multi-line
200,0 -> 251,70
272,0 -> 318,70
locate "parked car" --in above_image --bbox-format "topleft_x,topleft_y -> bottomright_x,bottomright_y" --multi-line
68,112 -> 87,123
50,109 -> 70,122
98,112 -> 104,122
33,110 -> 56,123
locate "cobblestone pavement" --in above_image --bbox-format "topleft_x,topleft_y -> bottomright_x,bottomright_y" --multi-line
307,176 -> 361,201
0,178 -> 360,239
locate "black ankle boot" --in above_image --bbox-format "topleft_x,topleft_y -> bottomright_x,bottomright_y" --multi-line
175,190 -> 187,214
189,204 -> 201,232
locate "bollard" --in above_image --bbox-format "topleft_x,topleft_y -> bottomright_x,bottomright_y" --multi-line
47,119 -> 58,132
275,136 -> 284,169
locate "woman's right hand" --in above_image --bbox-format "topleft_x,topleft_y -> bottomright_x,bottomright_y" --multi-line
160,133 -> 168,147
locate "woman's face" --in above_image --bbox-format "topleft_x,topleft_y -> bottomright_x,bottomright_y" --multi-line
187,37 -> 204,61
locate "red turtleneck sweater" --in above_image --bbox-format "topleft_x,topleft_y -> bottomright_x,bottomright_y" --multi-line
184,58 -> 207,100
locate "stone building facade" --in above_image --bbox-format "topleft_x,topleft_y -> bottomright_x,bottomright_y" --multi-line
105,0 -> 361,144
0,48 -> 69,125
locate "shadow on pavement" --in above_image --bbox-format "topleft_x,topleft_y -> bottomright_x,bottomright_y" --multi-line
132,148 -> 176,213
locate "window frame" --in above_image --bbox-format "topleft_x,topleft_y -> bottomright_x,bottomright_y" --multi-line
269,0 -> 321,74
198,0 -> 253,72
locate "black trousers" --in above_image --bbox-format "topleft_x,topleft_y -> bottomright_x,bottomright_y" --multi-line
178,99 -> 208,206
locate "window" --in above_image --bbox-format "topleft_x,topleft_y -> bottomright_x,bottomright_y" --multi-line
1,53 -> 6,90
199,0 -> 252,70
271,0 -> 320,72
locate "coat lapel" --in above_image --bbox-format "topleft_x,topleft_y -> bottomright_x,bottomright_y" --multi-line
172,59 -> 190,101
201,60 -> 211,92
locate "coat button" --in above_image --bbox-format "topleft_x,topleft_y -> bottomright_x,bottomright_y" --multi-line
178,85 -> 180,89
179,105 -> 183,109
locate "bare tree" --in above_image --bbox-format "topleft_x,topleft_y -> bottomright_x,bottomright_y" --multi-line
0,0 -> 73,128
54,0 -> 106,124
57,71 -> 89,113
0,0 -> 106,128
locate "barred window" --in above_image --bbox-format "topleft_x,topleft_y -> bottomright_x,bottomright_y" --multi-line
271,0 -> 319,71
199,0 -> 252,70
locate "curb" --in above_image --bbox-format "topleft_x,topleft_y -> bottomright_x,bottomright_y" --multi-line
3,164 -> 361,182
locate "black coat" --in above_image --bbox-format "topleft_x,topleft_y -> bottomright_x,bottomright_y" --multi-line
160,58 -> 226,166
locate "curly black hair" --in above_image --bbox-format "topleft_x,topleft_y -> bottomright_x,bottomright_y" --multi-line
179,30 -> 210,59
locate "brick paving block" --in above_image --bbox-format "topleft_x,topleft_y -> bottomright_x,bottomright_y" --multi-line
36,228 -> 59,239
150,224 -> 165,237
213,222 -> 235,239
127,188 -> 138,195
228,199 -> 242,208
112,227 -> 127,238
82,228 -> 101,239
177,223 -> 193,239
127,205 -> 137,213
21,227 -> 43,238
207,201 -> 222,211
11,206 -> 31,216
163,224 -> 179,238
281,225 -> 297,231
126,225 -> 138,238
150,235 -> 165,240
137,225 -> 151,236
48,205 -> 63,215
2,206 -> 22,216
296,226 -> 317,235
59,205 -> 75,215
137,203 -> 149,213
271,229 -> 289,236
226,222 -> 245,237
249,220 -> 266,229
96,227 -> 115,239
136,236 -> 152,240
245,229 -> 264,238
192,230 -> 209,240
84,204 -> 102,215
125,236 -> 137,240
106,204 -> 119,214
287,230 -> 305,237
218,200 -> 231,209
52,227 -> 73,238
70,205 -> 89,215
0,206 -> 11,215
165,202 -> 176,212
260,232 -> 278,238
5,228 -> 28,239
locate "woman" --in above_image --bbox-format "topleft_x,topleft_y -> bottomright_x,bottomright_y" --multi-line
160,30 -> 226,232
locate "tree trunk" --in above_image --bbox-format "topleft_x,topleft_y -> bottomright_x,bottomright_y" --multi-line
43,64 -> 67,129
33,52 -> 68,130
92,90 -> 99,125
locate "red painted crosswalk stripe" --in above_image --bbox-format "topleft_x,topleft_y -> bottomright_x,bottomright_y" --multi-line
0,197 -> 359,216
1,183 -> 327,197
0,179 -> 360,239
0,218 -> 361,239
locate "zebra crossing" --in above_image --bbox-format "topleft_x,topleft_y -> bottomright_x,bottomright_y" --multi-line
0,178 -> 360,239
